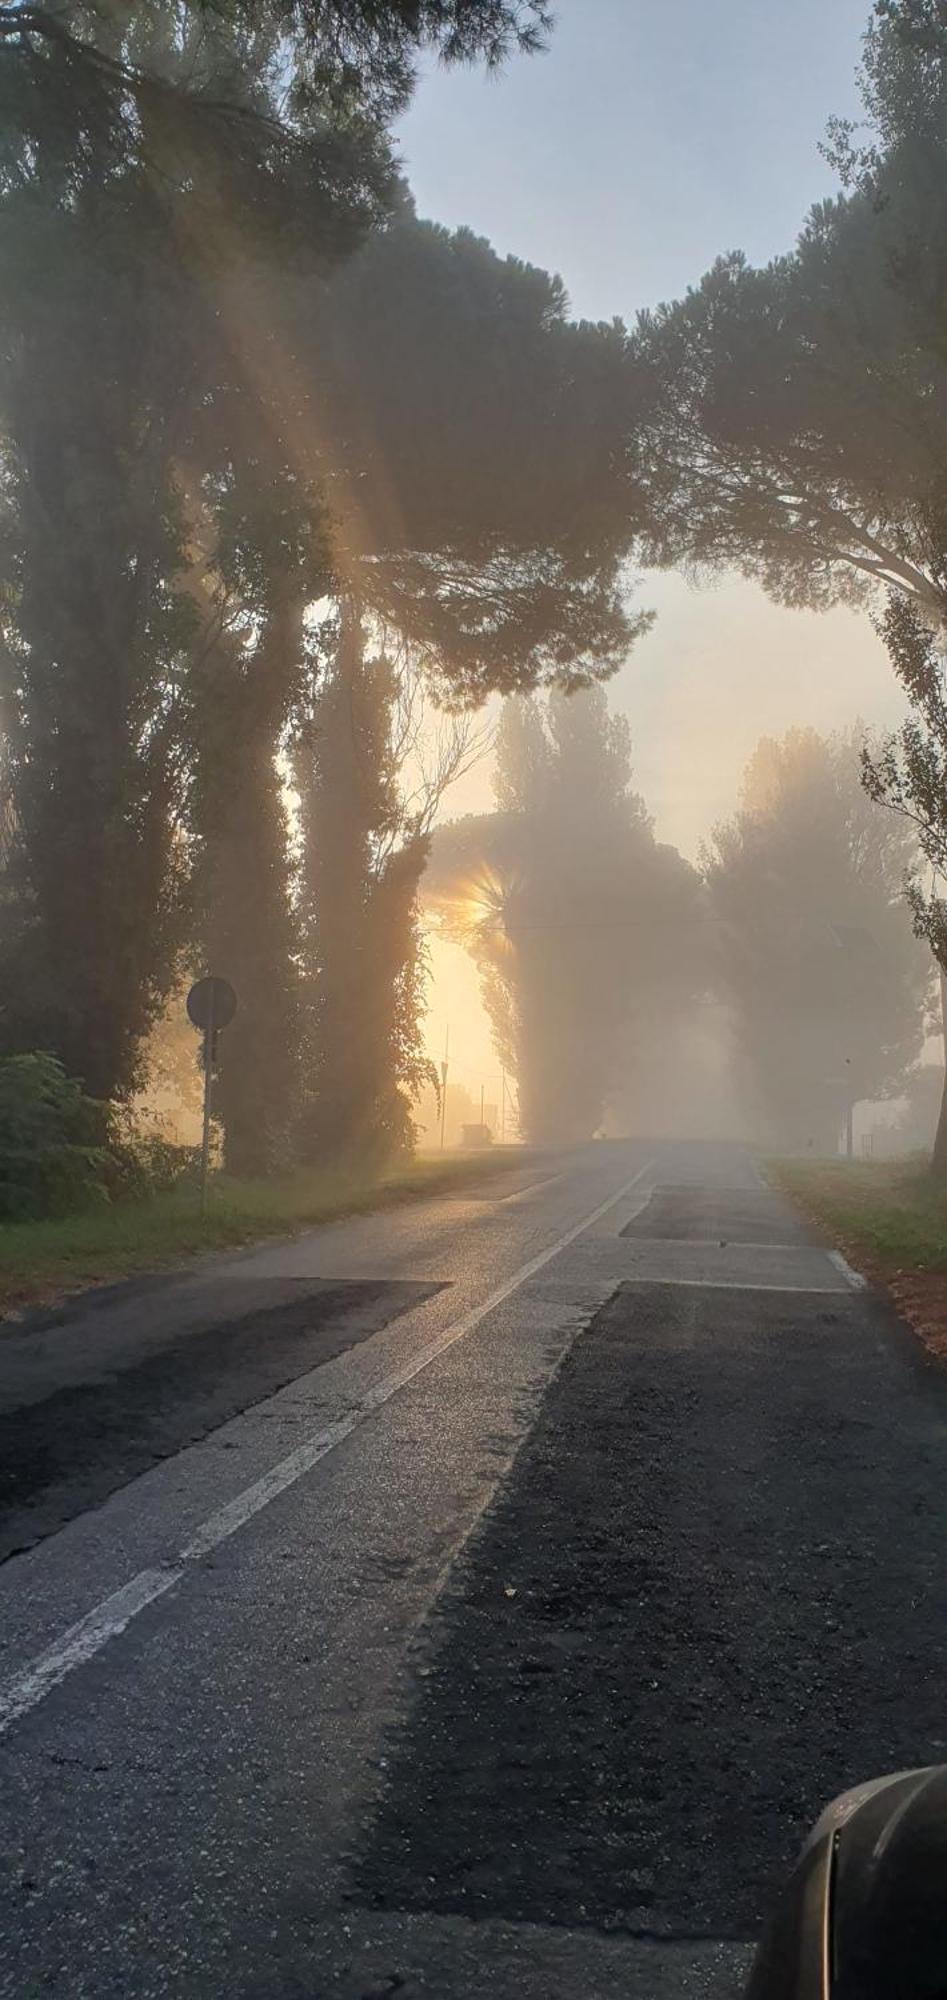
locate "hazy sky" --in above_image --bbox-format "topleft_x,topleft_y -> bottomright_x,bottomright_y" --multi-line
399,0 -> 870,323
400,0 -> 908,1089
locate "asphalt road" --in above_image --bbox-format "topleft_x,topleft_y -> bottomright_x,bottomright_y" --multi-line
1,1140 -> 946,1998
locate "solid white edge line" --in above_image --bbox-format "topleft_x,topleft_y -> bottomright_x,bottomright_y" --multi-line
0,1159 -> 655,1738
619,1277 -> 853,1294
620,1236 -> 843,1254
827,1248 -> 868,1291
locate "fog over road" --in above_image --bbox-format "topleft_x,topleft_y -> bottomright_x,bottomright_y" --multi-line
1,1142 -> 946,1998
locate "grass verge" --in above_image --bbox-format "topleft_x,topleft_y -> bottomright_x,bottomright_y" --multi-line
770,1154 -> 947,1365
0,1149 -> 523,1322
768,1156 -> 947,1274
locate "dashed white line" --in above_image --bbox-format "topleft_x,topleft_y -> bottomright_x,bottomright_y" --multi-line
0,1160 -> 655,1739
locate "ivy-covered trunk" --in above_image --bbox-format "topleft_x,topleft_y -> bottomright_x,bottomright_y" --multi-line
295,608 -> 431,1170
189,594 -> 304,1179
0,303 -> 187,1100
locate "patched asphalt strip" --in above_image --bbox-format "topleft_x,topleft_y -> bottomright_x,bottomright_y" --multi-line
0,1280 -> 438,1561
621,1185 -> 813,1246
357,1279 -> 947,1941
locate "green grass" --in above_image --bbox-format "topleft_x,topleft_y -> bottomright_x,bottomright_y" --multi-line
0,1149 -> 521,1320
769,1155 -> 947,1273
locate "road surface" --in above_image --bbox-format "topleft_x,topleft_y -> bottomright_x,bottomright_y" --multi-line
1,1140 -> 946,1998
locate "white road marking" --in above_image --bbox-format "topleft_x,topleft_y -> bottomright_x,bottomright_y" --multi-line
0,1161 -> 655,1739
622,1236 -> 823,1252
0,1565 -> 183,1735
622,1276 -> 852,1294
640,1179 -> 776,1197
497,1173 -> 562,1204
828,1249 -> 868,1291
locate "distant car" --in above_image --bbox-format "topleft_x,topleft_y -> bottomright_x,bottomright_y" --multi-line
460,1123 -> 493,1149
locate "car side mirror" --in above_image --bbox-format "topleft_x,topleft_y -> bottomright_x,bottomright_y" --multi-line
745,1765 -> 947,1998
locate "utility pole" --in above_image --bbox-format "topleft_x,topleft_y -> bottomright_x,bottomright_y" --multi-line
501,1070 -> 506,1144
480,1082 -> 485,1128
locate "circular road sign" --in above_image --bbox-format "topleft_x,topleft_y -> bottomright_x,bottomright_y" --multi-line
186,976 -> 237,1032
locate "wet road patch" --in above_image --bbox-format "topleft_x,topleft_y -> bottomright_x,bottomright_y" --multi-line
621,1185 -> 813,1246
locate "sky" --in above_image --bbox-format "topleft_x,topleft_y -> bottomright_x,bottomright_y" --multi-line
399,0 -> 871,324
397,0 -> 908,1092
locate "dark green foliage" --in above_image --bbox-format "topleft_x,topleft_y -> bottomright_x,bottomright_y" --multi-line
104,1131 -> 200,1202
704,729 -> 930,1152
635,215 -> 947,624
862,599 -> 947,968
0,2 -> 549,163
307,216 -> 650,701
0,0 -> 394,1096
861,599 -> 947,1169
429,689 -> 700,1145
634,14 -> 947,627
875,2 -> 947,56
1,77 -> 650,1138
0,1053 -> 110,1219
0,1050 -> 197,1219
0,168 -> 197,1095
0,1 -> 650,1185
0,0 -> 562,1144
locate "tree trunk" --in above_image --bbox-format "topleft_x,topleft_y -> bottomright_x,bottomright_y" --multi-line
933,968 -> 947,1176
191,592 -> 304,1177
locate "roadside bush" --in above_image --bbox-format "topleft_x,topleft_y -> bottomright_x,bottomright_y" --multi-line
0,1054 -> 111,1220
103,1130 -> 201,1202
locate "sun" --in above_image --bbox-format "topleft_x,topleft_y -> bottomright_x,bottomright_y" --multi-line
428,864 -> 515,960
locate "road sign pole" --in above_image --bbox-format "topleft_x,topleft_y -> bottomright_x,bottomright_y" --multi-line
187,975 -> 237,1215
199,986 -> 216,1217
